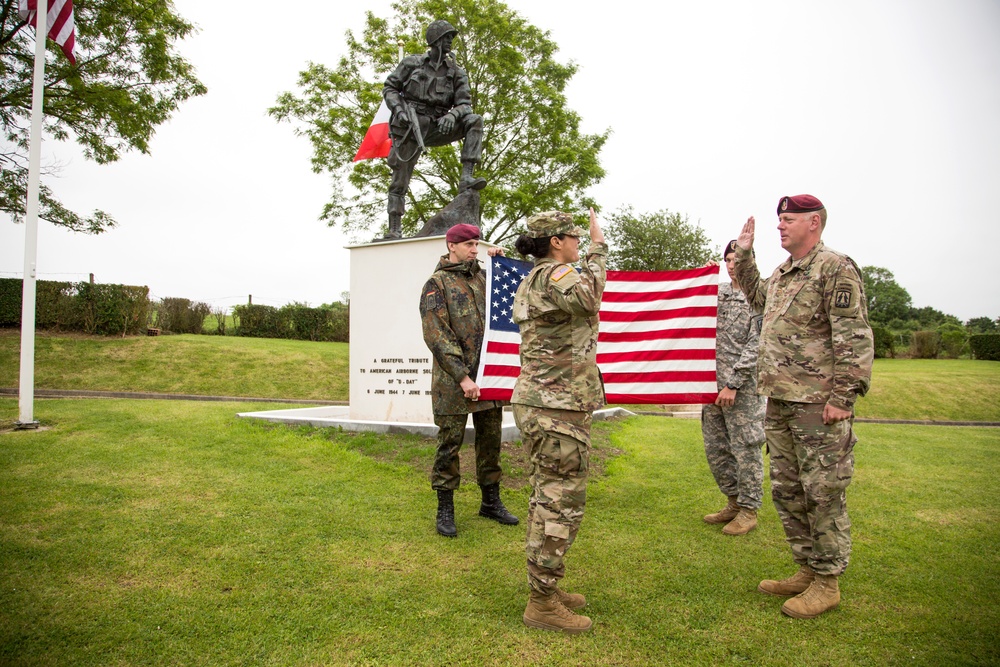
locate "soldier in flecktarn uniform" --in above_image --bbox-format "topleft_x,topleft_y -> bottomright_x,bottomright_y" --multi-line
382,20 -> 486,239
419,223 -> 518,538
734,194 -> 874,619
511,208 -> 607,634
701,240 -> 766,536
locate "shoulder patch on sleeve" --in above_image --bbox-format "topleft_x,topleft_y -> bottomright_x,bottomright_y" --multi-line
549,264 -> 580,293
831,277 -> 862,318
421,280 -> 444,314
551,265 -> 574,282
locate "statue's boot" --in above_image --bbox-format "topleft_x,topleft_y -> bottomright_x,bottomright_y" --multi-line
459,161 -> 486,191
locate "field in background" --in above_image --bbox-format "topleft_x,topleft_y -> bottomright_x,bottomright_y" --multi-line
0,330 -> 348,401
2,331 -> 998,422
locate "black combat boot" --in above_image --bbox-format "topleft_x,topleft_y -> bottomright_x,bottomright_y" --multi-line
458,161 -> 486,192
479,483 -> 519,525
436,489 -> 457,537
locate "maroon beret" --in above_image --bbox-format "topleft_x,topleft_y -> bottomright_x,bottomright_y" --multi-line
777,194 -> 824,215
445,223 -> 481,243
724,239 -> 753,258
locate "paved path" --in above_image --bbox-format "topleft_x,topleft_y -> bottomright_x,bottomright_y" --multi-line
2,389 -> 997,426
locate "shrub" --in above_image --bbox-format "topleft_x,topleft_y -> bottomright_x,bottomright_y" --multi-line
0,278 -> 76,328
969,334 -> 1000,361
938,326 -> 967,359
74,282 -> 150,336
284,303 -> 328,341
229,302 -> 349,342
873,325 -> 895,358
210,307 -> 228,335
911,331 -> 940,359
156,297 -> 211,334
232,304 -> 286,339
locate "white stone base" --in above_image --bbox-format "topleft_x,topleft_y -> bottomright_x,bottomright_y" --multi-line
237,405 -> 636,443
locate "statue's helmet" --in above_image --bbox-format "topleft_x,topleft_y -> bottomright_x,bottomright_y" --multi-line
426,20 -> 457,46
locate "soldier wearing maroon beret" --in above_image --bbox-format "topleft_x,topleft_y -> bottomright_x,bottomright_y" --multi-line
419,223 -> 519,537
733,195 -> 873,619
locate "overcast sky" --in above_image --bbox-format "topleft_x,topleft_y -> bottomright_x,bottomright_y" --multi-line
2,0 -> 998,321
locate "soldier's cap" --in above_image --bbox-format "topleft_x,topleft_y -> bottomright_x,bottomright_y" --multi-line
777,194 -> 824,215
725,239 -> 754,258
445,223 -> 481,243
525,211 -> 586,238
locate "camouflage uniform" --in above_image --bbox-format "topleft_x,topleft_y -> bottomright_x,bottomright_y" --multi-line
420,255 -> 504,491
512,228 -> 607,596
701,282 -> 766,510
735,241 -> 873,576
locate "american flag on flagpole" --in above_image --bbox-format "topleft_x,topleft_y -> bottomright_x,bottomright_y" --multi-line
19,0 -> 76,64
476,255 -> 719,404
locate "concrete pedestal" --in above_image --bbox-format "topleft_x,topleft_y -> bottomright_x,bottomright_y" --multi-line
346,234 -> 475,423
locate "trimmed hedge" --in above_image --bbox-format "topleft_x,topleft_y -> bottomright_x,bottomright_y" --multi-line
233,303 -> 349,342
0,278 -> 149,336
970,334 -> 1000,361
0,278 -> 76,328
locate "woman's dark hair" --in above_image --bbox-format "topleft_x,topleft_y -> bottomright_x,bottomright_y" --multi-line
514,234 -> 563,259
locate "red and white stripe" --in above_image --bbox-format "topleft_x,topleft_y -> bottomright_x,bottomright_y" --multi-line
353,101 -> 392,161
598,266 -> 718,404
19,0 -> 76,64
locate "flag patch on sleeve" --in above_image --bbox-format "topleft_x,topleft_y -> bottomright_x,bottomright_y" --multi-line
552,265 -> 574,282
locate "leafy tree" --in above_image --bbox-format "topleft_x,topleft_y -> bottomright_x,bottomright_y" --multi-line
966,316 -> 998,334
603,206 -> 716,272
269,0 -> 607,241
861,266 -> 912,324
908,305 -> 961,329
1,0 -> 207,233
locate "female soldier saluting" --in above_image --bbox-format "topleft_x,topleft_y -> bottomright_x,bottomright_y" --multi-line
511,207 -> 607,634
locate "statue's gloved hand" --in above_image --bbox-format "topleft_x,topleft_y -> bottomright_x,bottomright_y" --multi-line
393,108 -> 410,128
437,113 -> 456,134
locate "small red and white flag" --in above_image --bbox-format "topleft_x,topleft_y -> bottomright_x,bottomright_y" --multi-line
19,0 -> 76,64
353,101 -> 392,161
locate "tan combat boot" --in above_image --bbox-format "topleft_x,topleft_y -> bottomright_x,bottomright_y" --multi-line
758,565 -> 815,597
704,496 -> 739,524
523,592 -> 593,633
722,508 -> 757,536
781,573 -> 841,619
553,587 -> 586,610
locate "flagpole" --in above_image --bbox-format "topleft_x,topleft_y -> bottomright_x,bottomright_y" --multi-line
17,0 -> 50,429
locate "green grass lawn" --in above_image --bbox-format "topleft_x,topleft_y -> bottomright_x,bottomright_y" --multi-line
0,330 -> 349,401
2,331 -> 998,421
1,399 -> 997,666
856,359 -> 1000,422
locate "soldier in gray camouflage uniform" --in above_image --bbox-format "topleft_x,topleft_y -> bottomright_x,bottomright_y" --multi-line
511,208 -> 606,634
419,223 -> 519,538
701,240 -> 766,536
734,195 -> 873,619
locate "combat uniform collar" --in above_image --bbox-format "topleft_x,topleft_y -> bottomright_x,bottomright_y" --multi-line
417,50 -> 456,73
435,254 -> 481,276
720,282 -> 746,300
779,240 -> 826,275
